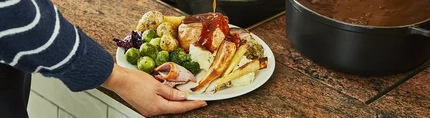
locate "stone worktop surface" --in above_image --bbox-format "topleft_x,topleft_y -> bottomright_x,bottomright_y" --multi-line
52,0 -> 430,117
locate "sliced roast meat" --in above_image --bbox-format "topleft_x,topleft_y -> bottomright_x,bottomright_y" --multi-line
155,75 -> 188,87
154,62 -> 196,87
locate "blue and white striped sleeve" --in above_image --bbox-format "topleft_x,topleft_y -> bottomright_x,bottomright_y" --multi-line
0,0 -> 114,92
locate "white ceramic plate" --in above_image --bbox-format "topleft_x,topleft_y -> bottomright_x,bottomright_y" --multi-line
116,26 -> 276,101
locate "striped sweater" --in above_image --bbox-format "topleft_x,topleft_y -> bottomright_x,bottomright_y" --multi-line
0,0 -> 114,92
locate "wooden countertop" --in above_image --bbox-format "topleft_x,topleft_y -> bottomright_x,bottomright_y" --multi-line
51,0 -> 430,117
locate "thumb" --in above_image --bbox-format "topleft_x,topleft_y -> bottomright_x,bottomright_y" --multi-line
158,85 -> 188,101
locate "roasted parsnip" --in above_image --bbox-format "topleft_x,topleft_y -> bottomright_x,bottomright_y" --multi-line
190,40 -> 237,92
214,57 -> 268,93
223,43 -> 249,77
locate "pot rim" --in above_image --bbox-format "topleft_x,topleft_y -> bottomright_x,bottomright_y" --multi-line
289,0 -> 430,29
176,0 -> 269,7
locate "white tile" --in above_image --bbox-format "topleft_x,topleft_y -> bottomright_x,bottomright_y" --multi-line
27,91 -> 58,118
108,107 -> 128,118
86,90 -> 144,118
58,109 -> 75,118
31,73 -> 108,118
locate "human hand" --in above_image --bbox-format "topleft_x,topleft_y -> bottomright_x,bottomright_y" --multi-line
102,64 -> 207,117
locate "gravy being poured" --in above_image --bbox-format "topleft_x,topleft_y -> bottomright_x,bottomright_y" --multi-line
213,0 -> 217,13
297,0 -> 430,26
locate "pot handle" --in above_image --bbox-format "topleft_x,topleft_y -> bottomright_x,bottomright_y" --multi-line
410,26 -> 430,38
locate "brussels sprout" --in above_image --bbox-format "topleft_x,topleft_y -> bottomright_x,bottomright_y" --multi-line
142,30 -> 157,42
137,56 -> 156,74
160,34 -> 179,52
149,37 -> 161,50
156,51 -> 170,66
125,48 -> 141,65
139,43 -> 159,59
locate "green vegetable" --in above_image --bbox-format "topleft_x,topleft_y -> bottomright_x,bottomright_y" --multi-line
137,56 -> 156,74
139,43 -> 159,59
149,37 -> 161,50
156,51 -> 169,66
168,48 -> 201,75
142,29 -> 157,42
169,48 -> 190,65
125,48 -> 141,65
182,61 -> 201,75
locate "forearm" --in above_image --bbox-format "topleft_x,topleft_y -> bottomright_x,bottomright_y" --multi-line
101,64 -> 154,94
101,64 -> 128,93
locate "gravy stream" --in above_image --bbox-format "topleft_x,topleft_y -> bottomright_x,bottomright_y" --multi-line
213,0 -> 217,13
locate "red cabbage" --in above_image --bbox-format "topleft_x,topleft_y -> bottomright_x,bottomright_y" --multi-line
113,31 -> 143,53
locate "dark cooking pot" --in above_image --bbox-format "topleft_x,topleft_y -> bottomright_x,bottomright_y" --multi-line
171,0 -> 285,28
285,0 -> 430,76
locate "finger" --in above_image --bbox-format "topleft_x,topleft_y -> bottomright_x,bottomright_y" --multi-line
157,84 -> 188,101
162,100 -> 207,114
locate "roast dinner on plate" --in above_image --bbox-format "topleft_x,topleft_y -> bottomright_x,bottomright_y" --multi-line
113,10 -> 269,93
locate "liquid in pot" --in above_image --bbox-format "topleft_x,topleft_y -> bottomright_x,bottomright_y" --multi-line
297,0 -> 430,26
